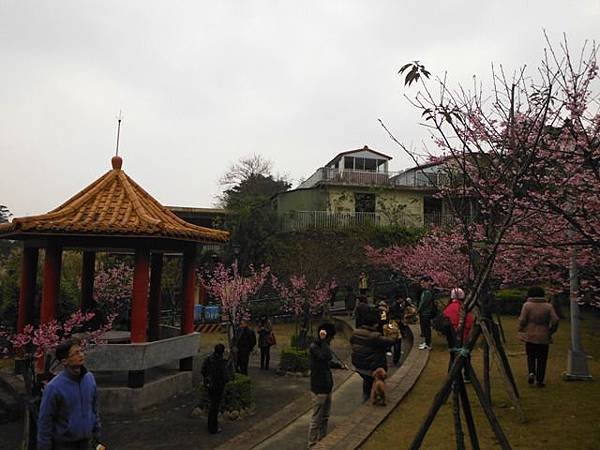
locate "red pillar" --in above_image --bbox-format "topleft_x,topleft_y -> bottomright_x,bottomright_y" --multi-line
179,248 -> 197,372
181,248 -> 197,335
80,251 -> 96,312
131,248 -> 150,344
17,247 -> 38,333
148,253 -> 163,341
41,245 -> 62,325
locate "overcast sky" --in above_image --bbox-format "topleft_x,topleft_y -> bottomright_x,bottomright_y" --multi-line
1,1 -> 598,218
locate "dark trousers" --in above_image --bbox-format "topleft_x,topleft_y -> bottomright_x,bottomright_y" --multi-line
208,387 -> 224,434
358,372 -> 374,402
420,315 -> 432,345
260,346 -> 271,370
392,338 -> 402,364
53,439 -> 90,450
526,342 -> 549,383
237,351 -> 250,375
445,331 -> 471,380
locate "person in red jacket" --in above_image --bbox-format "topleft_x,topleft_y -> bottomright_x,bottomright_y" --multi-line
442,287 -> 474,381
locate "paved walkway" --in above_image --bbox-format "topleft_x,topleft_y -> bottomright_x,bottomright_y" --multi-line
218,318 -> 429,450
0,311 -> 429,450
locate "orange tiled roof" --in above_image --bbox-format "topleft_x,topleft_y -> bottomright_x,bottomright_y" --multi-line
0,156 -> 228,243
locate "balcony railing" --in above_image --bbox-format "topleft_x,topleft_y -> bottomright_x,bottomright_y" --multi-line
298,168 -> 445,189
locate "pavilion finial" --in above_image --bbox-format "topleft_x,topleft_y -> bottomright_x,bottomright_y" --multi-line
115,110 -> 124,157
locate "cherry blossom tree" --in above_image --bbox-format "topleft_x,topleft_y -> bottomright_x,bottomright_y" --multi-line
93,262 -> 133,326
0,262 -> 129,450
271,274 -> 336,348
380,35 -> 600,449
199,261 -> 270,349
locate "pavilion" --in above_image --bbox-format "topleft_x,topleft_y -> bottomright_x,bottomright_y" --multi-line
0,155 -> 228,412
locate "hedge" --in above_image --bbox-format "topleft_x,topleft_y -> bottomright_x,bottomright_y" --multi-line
198,373 -> 254,413
493,289 -> 528,315
280,347 -> 309,372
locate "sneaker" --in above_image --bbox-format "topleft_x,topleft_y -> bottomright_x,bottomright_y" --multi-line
528,373 -> 535,385
386,351 -> 393,357
418,343 -> 426,349
420,344 -> 431,351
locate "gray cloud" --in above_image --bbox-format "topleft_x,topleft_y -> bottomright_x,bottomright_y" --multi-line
1,0 -> 598,216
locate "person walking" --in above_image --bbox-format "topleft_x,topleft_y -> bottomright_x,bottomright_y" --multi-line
235,320 -> 257,375
201,344 -> 232,434
518,286 -> 559,387
350,311 -> 395,402
442,287 -> 474,381
257,316 -> 275,370
389,296 -> 409,365
307,323 -> 336,448
37,338 -> 104,450
417,276 -> 435,350
358,271 -> 369,296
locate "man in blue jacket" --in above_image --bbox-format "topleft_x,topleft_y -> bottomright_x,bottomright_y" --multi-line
37,338 -> 103,450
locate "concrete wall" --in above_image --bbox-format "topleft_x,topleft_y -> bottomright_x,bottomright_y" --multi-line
376,190 -> 423,226
327,188 -> 355,212
276,185 -> 426,227
99,372 -> 193,415
275,188 -> 328,215
86,333 -> 201,371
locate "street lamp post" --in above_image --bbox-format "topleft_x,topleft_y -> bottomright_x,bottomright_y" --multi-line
564,232 -> 593,381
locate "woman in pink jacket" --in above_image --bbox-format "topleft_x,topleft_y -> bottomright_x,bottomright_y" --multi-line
518,286 -> 560,387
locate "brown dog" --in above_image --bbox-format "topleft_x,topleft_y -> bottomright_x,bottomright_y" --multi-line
370,367 -> 387,406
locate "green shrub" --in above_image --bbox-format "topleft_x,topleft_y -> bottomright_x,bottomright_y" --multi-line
198,373 -> 254,412
280,347 -> 309,372
494,289 -> 527,315
290,333 -> 314,350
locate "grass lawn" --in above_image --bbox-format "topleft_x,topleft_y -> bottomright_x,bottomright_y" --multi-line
363,312 -> 600,450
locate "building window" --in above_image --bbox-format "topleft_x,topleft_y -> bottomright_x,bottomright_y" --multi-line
344,157 -> 354,169
355,193 -> 376,213
364,158 -> 377,171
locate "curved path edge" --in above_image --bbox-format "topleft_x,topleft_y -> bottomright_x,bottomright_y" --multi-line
215,317 -> 355,450
313,324 -> 429,450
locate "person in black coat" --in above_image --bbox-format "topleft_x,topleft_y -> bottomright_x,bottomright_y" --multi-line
350,311 -> 395,402
389,296 -> 409,365
201,344 -> 232,434
354,295 -> 370,328
235,320 -> 256,375
308,323 -> 336,448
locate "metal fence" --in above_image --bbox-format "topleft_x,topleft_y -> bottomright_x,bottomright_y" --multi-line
281,210 -> 382,231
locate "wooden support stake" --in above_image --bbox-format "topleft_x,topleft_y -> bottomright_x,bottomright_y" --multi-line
452,381 -> 466,450
469,367 -> 512,450
458,374 -> 480,450
480,320 -> 527,423
483,335 -> 491,403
